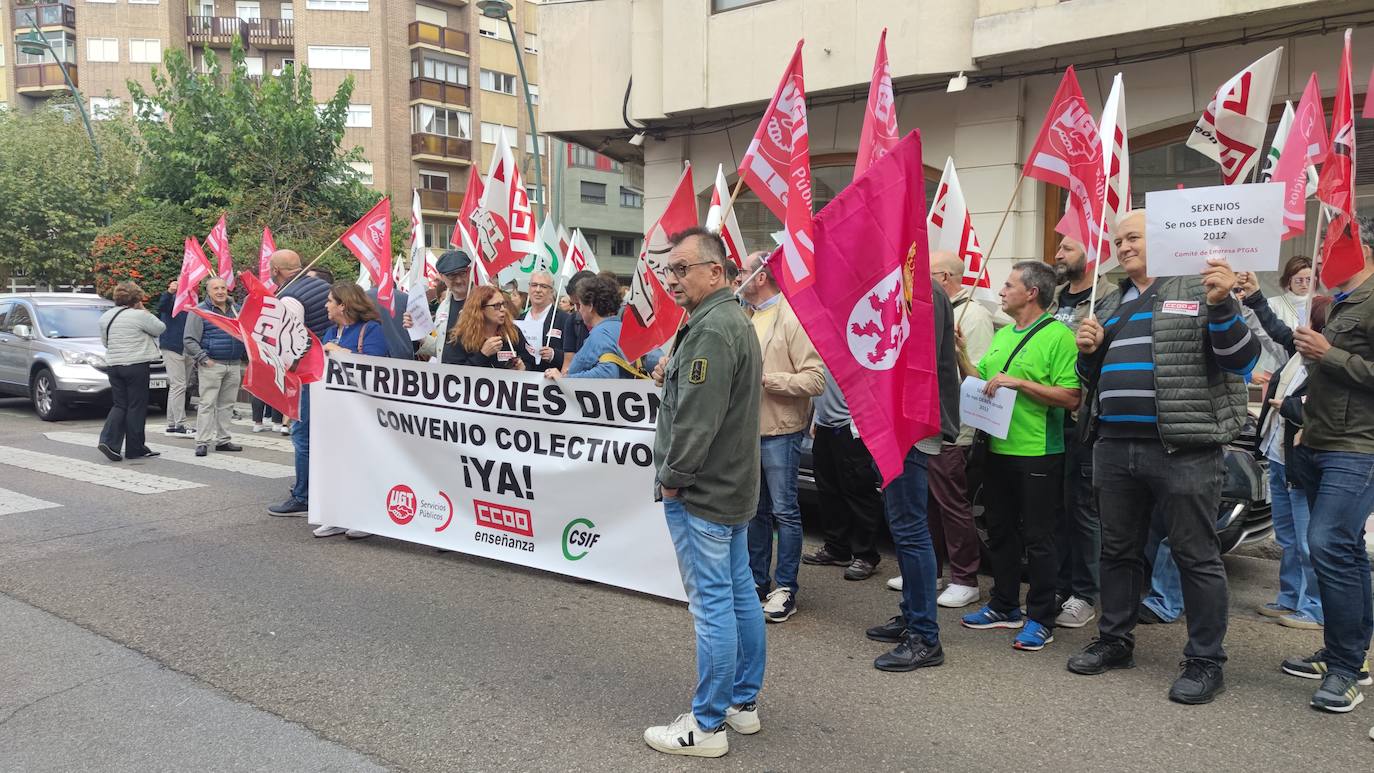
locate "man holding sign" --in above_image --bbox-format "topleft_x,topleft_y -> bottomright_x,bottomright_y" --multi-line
958,261 -> 1080,653
1069,210 -> 1258,706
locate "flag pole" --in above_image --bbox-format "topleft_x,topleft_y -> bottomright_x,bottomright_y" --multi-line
1304,206 -> 1329,327
715,174 -> 750,236
1086,187 -> 1113,318
957,168 -> 1027,327
278,233 -> 343,294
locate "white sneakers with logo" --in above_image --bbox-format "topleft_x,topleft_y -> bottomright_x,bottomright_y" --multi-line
644,713 -> 728,758
312,525 -> 346,538
937,583 -> 980,608
724,704 -> 760,734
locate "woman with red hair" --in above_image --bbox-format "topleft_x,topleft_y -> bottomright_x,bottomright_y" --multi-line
441,285 -> 536,370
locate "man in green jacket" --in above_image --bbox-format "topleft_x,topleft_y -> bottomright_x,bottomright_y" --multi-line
645,227 -> 763,758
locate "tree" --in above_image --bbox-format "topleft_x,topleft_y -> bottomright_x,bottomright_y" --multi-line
90,202 -> 200,298
0,104 -> 138,286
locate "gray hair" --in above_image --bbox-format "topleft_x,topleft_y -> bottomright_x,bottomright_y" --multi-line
530,269 -> 553,285
1356,214 -> 1374,249
1011,260 -> 1056,310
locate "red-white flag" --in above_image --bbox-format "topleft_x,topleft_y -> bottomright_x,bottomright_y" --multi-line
620,164 -> 696,362
1024,66 -> 1107,255
738,40 -> 815,292
1187,48 -> 1283,185
341,198 -> 395,310
206,214 -> 233,290
174,238 -> 213,315
1092,72 -> 1130,272
705,164 -> 746,268
927,157 -> 993,303
409,188 -> 424,277
779,131 -> 939,485
1318,30 -> 1362,288
1273,73 -> 1327,239
259,227 -> 277,291
471,129 -> 537,276
854,28 -> 898,179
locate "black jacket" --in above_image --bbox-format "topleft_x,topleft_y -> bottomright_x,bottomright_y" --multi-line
521,306 -> 570,366
277,274 -> 332,339
442,326 -> 538,370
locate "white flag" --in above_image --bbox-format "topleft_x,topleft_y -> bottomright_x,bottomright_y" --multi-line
705,164 -> 746,267
560,228 -> 600,278
927,157 -> 994,303
1186,48 -> 1283,185
530,213 -> 562,275
1094,72 -> 1129,273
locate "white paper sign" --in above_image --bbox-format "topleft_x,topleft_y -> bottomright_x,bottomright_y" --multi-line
1145,182 -> 1284,277
514,318 -> 545,363
404,278 -> 435,342
958,376 -> 1016,440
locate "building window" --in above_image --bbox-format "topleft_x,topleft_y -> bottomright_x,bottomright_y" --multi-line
90,97 -> 122,121
524,32 -> 539,54
567,143 -> 621,171
306,0 -> 369,10
526,184 -> 545,206
86,38 -> 118,63
244,56 -> 264,76
477,16 -> 509,40
423,222 -> 454,249
344,104 -> 372,127
414,105 -> 471,139
129,0 -> 160,5
583,234 -> 598,253
479,122 -> 517,146
419,169 -> 449,191
619,188 -> 643,209
479,69 -> 516,95
526,83 -> 539,105
129,39 -> 162,64
413,51 -> 468,86
611,237 -> 635,257
235,1 -> 261,20
87,0 -> 117,4
281,2 -> 293,19
415,4 -> 447,26
348,161 -> 374,186
17,32 -> 76,65
580,181 -> 607,205
307,46 -> 371,70
712,0 -> 771,11
525,133 -> 546,157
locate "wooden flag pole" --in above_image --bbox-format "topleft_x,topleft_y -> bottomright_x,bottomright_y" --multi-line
956,168 -> 1028,327
715,174 -> 750,236
1086,185 -> 1114,318
1303,206 -> 1329,328
277,233 -> 343,294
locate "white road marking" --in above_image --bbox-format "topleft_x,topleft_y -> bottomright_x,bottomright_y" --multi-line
0,488 -> 62,516
45,433 -> 294,479
0,446 -> 203,495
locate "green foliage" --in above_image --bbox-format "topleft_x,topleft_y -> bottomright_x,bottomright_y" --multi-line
0,102 -> 139,285
89,202 -> 199,297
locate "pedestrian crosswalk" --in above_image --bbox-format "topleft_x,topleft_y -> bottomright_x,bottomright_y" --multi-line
147,423 -> 294,453
44,432 -> 294,479
0,446 -> 204,495
0,487 -> 61,516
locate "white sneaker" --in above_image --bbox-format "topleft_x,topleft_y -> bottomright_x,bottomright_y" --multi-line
280,424 -> 291,435
724,703 -> 760,734
937,583 -> 980,608
1055,595 -> 1097,628
251,423 -> 267,433
269,422 -> 281,433
313,525 -> 346,538
643,713 -> 728,758
886,575 -> 903,591
345,529 -> 372,540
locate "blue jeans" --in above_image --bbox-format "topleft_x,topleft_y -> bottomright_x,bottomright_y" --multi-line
748,432 -> 804,595
1269,460 -> 1321,622
663,498 -> 766,729
882,448 -> 940,644
1298,448 -> 1374,679
290,387 -> 310,503
1143,538 -> 1184,623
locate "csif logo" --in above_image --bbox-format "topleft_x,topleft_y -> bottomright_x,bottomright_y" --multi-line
561,518 -> 600,561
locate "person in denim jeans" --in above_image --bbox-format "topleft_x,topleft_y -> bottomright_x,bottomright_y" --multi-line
645,229 -> 764,758
739,251 -> 825,622
1281,219 -> 1374,718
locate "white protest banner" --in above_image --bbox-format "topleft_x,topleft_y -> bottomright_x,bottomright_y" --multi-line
1145,183 -> 1284,276
310,353 -> 686,601
958,376 -> 1015,440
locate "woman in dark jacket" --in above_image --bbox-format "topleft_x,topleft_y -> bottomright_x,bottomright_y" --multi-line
441,285 -> 536,370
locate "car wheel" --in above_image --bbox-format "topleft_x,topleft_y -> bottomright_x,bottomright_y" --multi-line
30,368 -> 68,422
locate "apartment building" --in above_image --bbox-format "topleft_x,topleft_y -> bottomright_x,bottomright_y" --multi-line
1,0 -> 561,253
539,0 -> 1374,286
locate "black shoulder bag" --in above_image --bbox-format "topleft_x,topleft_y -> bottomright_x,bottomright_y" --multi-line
965,316 -> 1055,502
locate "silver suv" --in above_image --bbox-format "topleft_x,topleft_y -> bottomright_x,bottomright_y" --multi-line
0,293 -> 169,421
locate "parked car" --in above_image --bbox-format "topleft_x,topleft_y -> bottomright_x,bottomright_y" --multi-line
0,293 -> 168,421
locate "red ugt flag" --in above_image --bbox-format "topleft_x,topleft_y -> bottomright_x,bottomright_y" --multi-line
259,226 -> 277,291
779,132 -> 940,486
1024,67 -> 1106,257
854,28 -> 898,179
236,272 -> 325,421
174,237 -> 213,316
342,197 -> 395,311
1318,30 -> 1363,289
206,214 -> 233,290
1274,73 -> 1327,240
739,40 -> 815,292
620,164 -> 697,362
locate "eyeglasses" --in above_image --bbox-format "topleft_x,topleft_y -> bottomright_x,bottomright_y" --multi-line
529,282 -> 553,290
930,271 -> 953,282
666,261 -> 717,278
482,302 -> 506,310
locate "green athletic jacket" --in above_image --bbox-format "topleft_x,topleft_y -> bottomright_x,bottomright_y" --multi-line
654,287 -> 762,525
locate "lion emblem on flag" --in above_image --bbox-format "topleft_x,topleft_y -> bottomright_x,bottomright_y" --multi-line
846,266 -> 909,371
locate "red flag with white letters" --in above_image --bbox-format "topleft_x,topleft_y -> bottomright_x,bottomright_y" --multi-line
206,214 -> 233,290
854,28 -> 898,179
236,272 -> 325,421
1318,30 -> 1362,288
174,238 -> 213,315
1024,67 -> 1107,257
1273,73 -> 1327,240
927,157 -> 994,303
259,226 -> 277,291
620,164 -> 696,362
341,197 -> 395,311
470,130 -> 537,276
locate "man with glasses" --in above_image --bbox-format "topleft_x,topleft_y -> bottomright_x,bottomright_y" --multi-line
519,269 -> 566,367
645,227 -> 763,758
409,249 -> 472,363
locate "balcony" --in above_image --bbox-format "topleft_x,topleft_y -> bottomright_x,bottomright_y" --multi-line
411,133 -> 472,165
15,62 -> 77,95
186,16 -> 293,49
418,188 -> 463,212
13,3 -> 75,31
408,20 -> 468,52
410,77 -> 469,107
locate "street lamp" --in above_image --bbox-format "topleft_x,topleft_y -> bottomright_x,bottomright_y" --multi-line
477,0 -> 544,222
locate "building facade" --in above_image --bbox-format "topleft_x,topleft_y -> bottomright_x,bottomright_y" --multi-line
538,0 -> 1374,288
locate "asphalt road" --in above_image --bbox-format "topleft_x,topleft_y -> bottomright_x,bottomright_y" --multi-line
1,397 -> 1372,772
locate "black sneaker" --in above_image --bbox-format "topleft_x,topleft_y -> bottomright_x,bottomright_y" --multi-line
1282,649 -> 1374,686
1066,638 -> 1135,675
194,444 -> 208,457
127,448 -> 160,459
1137,604 -> 1169,625
215,442 -> 243,452
801,546 -> 851,566
97,443 -> 122,462
1169,659 -> 1225,705
267,498 -> 309,516
866,615 -> 907,643
163,425 -> 191,437
843,558 -> 877,581
874,634 -> 944,672
1311,672 -> 1365,713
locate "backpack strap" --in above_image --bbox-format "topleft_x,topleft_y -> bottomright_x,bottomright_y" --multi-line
598,352 -> 649,379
